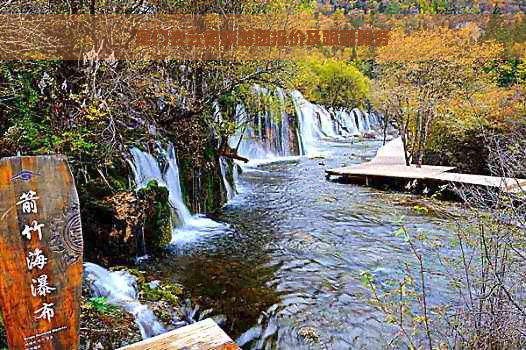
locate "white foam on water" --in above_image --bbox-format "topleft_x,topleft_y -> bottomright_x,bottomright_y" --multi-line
83,262 -> 166,339
129,144 -> 227,246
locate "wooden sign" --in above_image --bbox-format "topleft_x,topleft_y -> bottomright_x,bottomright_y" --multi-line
0,156 -> 83,350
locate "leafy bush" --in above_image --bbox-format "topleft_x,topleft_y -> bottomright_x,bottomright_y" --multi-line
85,296 -> 121,316
295,56 -> 370,108
362,210 -> 526,349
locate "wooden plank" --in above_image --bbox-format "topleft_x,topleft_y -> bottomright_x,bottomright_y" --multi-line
435,172 -> 508,187
0,156 -> 83,350
117,318 -> 241,350
326,163 -> 526,193
326,164 -> 456,178
434,172 -> 526,193
503,179 -> 526,193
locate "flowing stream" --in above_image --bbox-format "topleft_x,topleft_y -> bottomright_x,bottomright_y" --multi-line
124,91 -> 456,348
83,263 -> 166,339
154,136 -> 457,350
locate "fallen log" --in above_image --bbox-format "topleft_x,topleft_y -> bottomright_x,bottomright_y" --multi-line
222,153 -> 249,163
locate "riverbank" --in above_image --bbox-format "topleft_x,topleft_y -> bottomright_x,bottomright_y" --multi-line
79,260 -> 209,350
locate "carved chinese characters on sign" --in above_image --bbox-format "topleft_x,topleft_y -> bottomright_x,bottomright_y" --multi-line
35,303 -> 55,322
17,191 -> 57,323
27,248 -> 48,270
22,221 -> 45,240
32,275 -> 56,297
17,190 -> 39,214
0,156 -> 83,350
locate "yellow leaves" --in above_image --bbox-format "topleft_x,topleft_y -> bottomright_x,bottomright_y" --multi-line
413,315 -> 429,324
377,25 -> 503,64
202,13 -> 221,29
74,35 -> 95,52
509,42 -> 526,60
84,101 -> 109,121
373,23 -> 513,160
294,55 -> 370,107
438,84 -> 526,139
21,51 -> 57,60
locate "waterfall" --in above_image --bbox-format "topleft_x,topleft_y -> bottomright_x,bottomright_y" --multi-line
129,144 -> 192,225
276,88 -> 290,157
334,109 -> 359,136
234,104 -> 279,161
230,89 -> 383,162
129,144 -> 224,246
83,263 -> 166,339
163,144 -> 193,225
230,87 -> 297,162
290,90 -> 323,157
219,156 -> 235,201
354,109 -> 364,131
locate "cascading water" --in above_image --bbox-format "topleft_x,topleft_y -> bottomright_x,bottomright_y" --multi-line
231,104 -> 277,161
83,263 -> 166,339
290,90 -> 326,157
230,86 -> 298,162
355,108 -> 365,131
290,90 -> 383,155
129,144 -> 225,246
219,156 -> 235,201
231,88 -> 384,163
333,109 -> 359,135
277,89 -> 290,157
129,144 -> 192,226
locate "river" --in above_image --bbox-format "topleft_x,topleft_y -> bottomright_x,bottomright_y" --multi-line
158,138 -> 456,350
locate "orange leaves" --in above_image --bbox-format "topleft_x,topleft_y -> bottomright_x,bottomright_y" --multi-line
508,42 -> 526,60
377,24 -> 503,64
440,85 -> 526,138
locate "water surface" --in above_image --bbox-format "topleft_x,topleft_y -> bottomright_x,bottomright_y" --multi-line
165,139 -> 455,349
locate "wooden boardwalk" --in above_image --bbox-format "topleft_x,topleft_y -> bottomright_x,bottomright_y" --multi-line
117,318 -> 240,350
326,137 -> 526,194
326,163 -> 526,193
434,171 -> 526,193
326,164 -> 456,179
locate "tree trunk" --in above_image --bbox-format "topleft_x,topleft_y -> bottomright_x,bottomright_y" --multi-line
417,108 -> 434,168
415,107 -> 426,168
382,114 -> 388,146
400,130 -> 410,166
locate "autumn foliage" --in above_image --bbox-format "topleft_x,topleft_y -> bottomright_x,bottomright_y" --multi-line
371,18 -> 525,169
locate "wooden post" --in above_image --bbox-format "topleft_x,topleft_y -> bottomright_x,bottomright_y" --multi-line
0,156 -> 83,350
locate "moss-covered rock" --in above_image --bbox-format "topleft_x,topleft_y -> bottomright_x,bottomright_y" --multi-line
137,180 -> 172,253
84,180 -> 171,263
